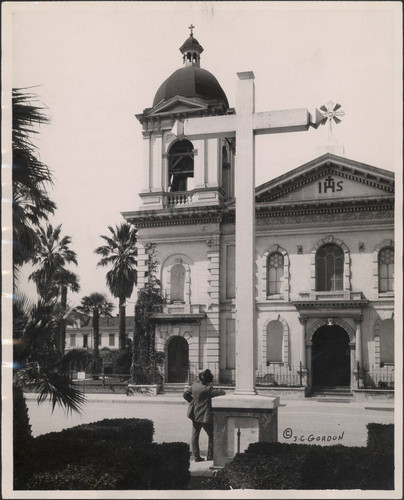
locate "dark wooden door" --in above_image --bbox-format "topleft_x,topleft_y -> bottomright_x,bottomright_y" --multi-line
312,325 -> 350,388
167,336 -> 189,383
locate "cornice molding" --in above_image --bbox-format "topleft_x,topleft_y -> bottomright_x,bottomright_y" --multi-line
293,299 -> 369,311
125,203 -> 393,229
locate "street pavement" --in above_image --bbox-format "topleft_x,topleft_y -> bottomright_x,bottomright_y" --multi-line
25,392 -> 394,453
24,392 -> 395,482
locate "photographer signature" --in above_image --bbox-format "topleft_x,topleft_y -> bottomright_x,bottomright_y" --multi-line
283,427 -> 344,443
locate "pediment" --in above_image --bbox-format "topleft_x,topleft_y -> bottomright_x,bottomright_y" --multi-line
148,96 -> 208,116
255,154 -> 394,205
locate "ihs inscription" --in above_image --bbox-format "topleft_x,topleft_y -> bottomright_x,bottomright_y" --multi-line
318,176 -> 343,194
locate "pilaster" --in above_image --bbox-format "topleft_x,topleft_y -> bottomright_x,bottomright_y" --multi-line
136,243 -> 149,289
205,236 -> 221,367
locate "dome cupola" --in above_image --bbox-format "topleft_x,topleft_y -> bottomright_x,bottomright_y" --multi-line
152,27 -> 229,109
180,24 -> 204,67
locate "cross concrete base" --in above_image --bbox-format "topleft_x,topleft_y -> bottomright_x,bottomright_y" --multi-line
212,394 -> 279,467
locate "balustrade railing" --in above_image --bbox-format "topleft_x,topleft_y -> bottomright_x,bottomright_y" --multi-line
166,191 -> 193,207
188,362 -> 303,387
362,365 -> 394,389
256,364 -> 302,387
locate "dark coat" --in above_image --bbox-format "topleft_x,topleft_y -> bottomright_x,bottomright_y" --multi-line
183,381 -> 225,424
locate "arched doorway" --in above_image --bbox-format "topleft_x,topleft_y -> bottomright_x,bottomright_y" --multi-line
312,325 -> 350,388
167,336 -> 189,383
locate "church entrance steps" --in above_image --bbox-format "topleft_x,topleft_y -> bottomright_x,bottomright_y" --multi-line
163,383 -> 188,394
311,386 -> 353,401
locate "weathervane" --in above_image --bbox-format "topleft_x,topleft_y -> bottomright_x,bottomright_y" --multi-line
319,101 -> 345,141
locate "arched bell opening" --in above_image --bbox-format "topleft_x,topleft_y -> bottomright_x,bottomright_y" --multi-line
168,140 -> 194,192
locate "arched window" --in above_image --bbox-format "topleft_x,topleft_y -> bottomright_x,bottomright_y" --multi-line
316,244 -> 344,291
267,252 -> 284,295
266,320 -> 283,363
378,247 -> 394,293
170,264 -> 185,302
168,140 -> 194,192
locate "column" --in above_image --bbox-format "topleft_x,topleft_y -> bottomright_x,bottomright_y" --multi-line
354,316 -> 363,388
306,343 -> 312,389
141,132 -> 151,192
354,317 -> 362,368
206,237 -> 220,375
207,138 -> 219,187
150,133 -> 163,191
193,139 -> 206,188
235,72 -> 256,395
349,343 -> 356,389
299,317 -> 307,368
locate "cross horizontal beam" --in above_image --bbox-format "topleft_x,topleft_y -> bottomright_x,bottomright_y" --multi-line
171,108 -> 325,140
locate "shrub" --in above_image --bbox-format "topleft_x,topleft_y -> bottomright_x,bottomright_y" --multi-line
149,442 -> 190,490
113,347 -> 132,374
19,419 -> 191,490
367,423 -> 394,452
27,464 -> 122,490
202,441 -> 394,490
202,452 -> 303,490
18,418 -> 154,486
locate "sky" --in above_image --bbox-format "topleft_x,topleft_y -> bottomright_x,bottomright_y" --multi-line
4,1 -> 402,314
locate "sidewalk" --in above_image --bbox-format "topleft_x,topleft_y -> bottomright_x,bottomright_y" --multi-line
24,390 -> 395,409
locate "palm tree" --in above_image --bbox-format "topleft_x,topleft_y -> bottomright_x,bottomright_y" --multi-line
55,269 -> 80,354
29,224 -> 79,299
12,88 -> 56,270
77,293 -> 114,359
95,223 -> 137,350
29,224 -> 80,352
13,294 -> 86,414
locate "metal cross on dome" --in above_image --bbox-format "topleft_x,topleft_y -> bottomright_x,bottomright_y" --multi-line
319,101 -> 345,140
189,24 -> 195,36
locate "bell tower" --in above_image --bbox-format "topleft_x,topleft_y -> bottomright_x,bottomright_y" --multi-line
134,29 -> 235,210
180,25 -> 203,67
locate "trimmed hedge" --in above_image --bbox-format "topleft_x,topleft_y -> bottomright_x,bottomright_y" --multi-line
19,417 -> 154,480
27,464 -> 123,490
17,419 -> 190,490
202,440 -> 394,490
202,451 -> 303,490
26,442 -> 190,490
367,423 -> 394,452
149,442 -> 190,490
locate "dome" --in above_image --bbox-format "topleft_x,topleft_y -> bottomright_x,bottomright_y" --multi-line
179,35 -> 204,54
153,66 -> 229,108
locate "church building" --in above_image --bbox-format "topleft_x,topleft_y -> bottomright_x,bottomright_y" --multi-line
123,32 -> 394,395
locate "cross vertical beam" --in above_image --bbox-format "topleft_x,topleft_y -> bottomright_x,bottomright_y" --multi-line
234,72 -> 257,395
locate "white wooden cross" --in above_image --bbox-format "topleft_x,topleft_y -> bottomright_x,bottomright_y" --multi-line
172,71 -> 324,396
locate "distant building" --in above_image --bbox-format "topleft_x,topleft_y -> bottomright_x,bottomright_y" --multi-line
66,316 -> 135,351
122,32 -> 394,394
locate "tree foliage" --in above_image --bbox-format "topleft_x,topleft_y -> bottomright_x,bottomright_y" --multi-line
77,293 -> 114,360
28,223 -> 80,353
12,88 -> 56,269
132,244 -> 164,382
95,223 -> 137,350
29,224 -> 79,299
13,294 -> 86,414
